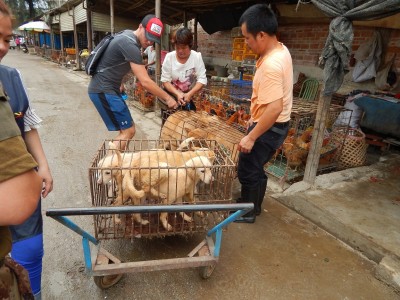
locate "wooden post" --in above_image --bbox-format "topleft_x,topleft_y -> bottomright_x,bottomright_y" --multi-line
72,8 -> 80,69
183,11 -> 187,28
59,13 -> 64,65
303,92 -> 332,184
193,17 -> 198,51
155,0 -> 161,85
86,7 -> 93,53
110,0 -> 115,34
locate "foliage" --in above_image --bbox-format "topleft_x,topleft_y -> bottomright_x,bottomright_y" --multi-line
5,0 -> 51,27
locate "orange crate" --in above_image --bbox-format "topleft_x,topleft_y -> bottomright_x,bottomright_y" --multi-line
243,53 -> 258,60
243,74 -> 254,81
233,38 -> 245,43
232,50 -> 244,61
233,41 -> 246,50
65,48 -> 76,55
244,46 -> 255,54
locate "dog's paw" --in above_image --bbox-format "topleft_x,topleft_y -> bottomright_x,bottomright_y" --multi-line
114,215 -> 122,225
141,219 -> 150,226
195,211 -> 204,218
182,213 -> 193,223
162,220 -> 173,231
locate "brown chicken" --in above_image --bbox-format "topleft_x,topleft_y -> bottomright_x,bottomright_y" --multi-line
237,108 -> 250,127
226,111 -> 239,125
282,131 -> 309,169
283,143 -> 308,169
210,102 -> 226,118
199,100 -> 211,114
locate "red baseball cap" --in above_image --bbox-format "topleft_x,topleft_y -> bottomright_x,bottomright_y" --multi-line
141,14 -> 163,44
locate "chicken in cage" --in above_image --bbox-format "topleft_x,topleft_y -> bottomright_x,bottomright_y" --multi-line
265,99 -> 352,184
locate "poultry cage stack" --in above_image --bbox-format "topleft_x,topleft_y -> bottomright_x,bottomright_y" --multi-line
89,139 -> 237,239
122,72 -> 136,100
265,99 -> 352,184
190,79 -> 252,137
160,110 -> 245,163
124,73 -> 157,112
207,78 -> 231,101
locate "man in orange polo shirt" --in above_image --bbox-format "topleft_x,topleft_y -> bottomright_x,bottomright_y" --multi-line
235,4 -> 293,223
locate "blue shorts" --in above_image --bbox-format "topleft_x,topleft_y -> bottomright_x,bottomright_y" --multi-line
89,93 -> 134,131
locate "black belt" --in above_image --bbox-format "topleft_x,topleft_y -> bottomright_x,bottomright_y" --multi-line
253,121 -> 289,135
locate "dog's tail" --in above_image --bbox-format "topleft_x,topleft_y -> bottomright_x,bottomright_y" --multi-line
122,170 -> 145,199
177,137 -> 195,150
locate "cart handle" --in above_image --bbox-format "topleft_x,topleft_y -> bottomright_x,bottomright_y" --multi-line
46,203 -> 253,217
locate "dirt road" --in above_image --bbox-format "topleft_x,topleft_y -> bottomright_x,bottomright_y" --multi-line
2,51 -> 398,300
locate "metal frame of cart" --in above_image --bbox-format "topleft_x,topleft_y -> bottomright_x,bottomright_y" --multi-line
46,203 -> 253,289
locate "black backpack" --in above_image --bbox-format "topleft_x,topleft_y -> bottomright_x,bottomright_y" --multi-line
85,34 -> 115,76
85,31 -> 138,76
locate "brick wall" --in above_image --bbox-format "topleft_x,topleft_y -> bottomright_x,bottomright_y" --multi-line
197,25 -> 232,61
197,23 -> 400,73
279,25 -> 327,67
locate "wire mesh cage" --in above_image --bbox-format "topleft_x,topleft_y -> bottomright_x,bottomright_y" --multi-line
159,110 -> 245,163
122,71 -> 136,100
207,79 -> 231,101
265,99 -> 352,183
190,78 -> 252,134
229,79 -> 253,100
89,139 -> 237,240
123,73 -> 157,112
205,78 -> 252,101
192,88 -> 251,125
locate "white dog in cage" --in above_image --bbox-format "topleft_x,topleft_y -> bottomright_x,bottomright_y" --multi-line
123,155 -> 214,231
96,142 -> 215,226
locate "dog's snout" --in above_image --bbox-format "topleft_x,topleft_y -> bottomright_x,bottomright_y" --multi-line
96,171 -> 102,184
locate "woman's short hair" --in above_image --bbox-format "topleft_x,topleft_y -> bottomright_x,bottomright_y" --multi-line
173,27 -> 193,48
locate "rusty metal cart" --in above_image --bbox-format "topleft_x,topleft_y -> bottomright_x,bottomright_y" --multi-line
46,139 -> 252,289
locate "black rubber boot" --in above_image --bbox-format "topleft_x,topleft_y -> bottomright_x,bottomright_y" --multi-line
255,178 -> 267,216
234,185 -> 259,223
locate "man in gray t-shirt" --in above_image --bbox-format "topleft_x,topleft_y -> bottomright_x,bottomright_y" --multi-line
88,14 -> 181,150
88,30 -> 142,94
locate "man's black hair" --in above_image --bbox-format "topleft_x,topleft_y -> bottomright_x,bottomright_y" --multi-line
239,4 -> 278,37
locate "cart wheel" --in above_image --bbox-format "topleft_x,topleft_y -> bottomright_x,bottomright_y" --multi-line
93,274 -> 123,289
200,263 -> 216,279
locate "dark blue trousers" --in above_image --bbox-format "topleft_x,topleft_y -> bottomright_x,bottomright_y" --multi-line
238,122 -> 289,188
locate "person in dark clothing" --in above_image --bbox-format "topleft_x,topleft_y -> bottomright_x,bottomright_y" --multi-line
235,4 -> 293,223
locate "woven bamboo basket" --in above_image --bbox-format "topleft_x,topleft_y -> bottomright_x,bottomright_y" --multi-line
334,128 -> 368,169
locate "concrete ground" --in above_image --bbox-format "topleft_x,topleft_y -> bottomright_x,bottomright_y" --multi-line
3,50 -> 400,299
272,153 -> 400,292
